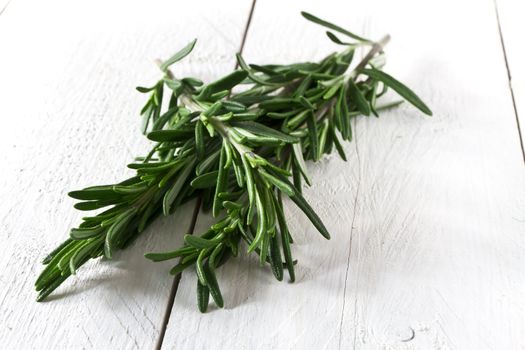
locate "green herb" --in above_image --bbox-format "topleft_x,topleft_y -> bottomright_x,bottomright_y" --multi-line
35,12 -> 431,311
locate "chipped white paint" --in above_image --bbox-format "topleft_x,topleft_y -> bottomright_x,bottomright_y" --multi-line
1,0 -> 525,349
0,0 -> 251,348
164,0 -> 525,349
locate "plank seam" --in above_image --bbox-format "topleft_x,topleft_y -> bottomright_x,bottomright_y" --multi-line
0,0 -> 13,17
236,0 -> 257,67
338,121 -> 361,350
155,1 -> 257,348
155,196 -> 202,350
493,0 -> 525,164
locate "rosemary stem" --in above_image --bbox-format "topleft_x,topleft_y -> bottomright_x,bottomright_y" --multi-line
180,94 -> 203,113
154,58 -> 174,80
349,34 -> 391,79
36,12 -> 432,310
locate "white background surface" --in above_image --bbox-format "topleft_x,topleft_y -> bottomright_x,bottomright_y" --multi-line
1,0 -> 524,349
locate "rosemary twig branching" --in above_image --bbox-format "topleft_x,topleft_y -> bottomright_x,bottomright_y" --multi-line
35,11 -> 431,312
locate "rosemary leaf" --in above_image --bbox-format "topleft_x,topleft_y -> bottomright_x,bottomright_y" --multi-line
35,11 -> 431,313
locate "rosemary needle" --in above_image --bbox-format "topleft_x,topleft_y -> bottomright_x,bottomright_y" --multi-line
35,11 -> 431,312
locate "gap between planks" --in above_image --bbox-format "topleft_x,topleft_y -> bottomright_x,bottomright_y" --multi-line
154,197 -> 202,350
0,0 -> 13,17
154,1 -> 258,348
338,123 -> 361,350
493,0 -> 525,164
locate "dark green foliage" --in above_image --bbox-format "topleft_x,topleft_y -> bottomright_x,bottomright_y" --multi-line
35,12 -> 431,312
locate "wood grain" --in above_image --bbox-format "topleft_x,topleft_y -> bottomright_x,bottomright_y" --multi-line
0,0 -> 252,348
341,0 -> 525,348
162,0 -> 525,349
1,0 -> 524,348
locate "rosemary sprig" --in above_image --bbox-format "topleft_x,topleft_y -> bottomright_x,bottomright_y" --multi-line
35,12 -> 431,311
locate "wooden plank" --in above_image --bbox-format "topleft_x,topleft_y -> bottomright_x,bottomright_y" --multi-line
163,0 -> 525,349
342,0 -> 525,348
496,0 -> 525,160
0,0 -> 252,348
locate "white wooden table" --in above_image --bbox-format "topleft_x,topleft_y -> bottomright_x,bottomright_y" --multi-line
1,0 -> 524,348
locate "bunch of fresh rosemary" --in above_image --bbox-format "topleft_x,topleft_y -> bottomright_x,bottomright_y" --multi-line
35,12 -> 431,312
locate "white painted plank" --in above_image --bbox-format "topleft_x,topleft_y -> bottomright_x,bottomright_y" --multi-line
342,0 -> 525,348
163,0 -> 525,349
0,0 -> 252,348
496,0 -> 525,156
